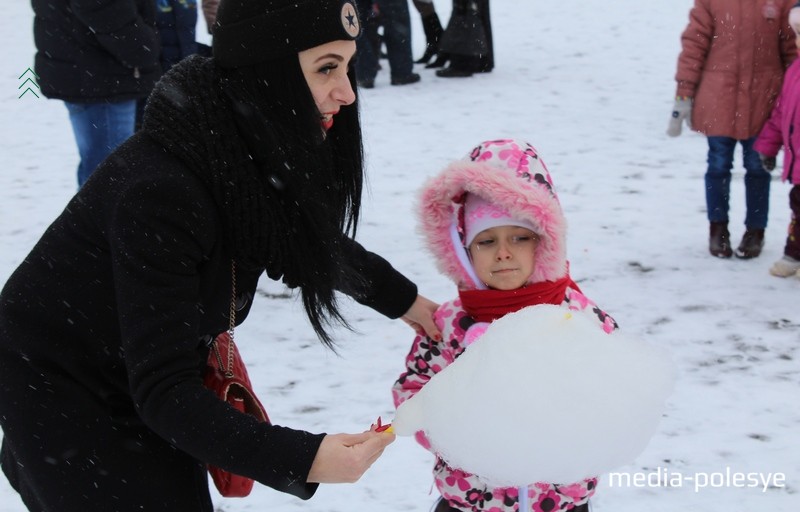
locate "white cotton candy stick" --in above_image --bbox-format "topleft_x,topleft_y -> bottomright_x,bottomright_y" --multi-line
392,392 -> 425,436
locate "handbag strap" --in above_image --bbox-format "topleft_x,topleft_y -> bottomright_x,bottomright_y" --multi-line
212,260 -> 237,377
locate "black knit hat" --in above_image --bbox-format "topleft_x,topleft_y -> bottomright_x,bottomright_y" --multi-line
213,0 -> 362,68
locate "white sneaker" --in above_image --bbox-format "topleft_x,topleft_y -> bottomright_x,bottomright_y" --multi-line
769,256 -> 800,277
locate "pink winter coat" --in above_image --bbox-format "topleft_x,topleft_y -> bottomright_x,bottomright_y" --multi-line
675,0 -> 797,139
755,58 -> 800,184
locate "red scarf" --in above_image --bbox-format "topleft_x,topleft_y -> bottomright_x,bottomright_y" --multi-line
458,274 -> 579,323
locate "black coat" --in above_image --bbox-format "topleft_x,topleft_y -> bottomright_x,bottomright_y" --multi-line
0,128 -> 417,510
156,0 -> 199,71
32,0 -> 162,101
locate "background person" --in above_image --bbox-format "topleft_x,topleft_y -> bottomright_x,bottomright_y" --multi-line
31,0 -> 161,188
667,0 -> 797,259
412,0 -> 444,65
136,0 -> 201,130
755,4 -> 800,278
354,0 -> 421,88
432,0 -> 493,77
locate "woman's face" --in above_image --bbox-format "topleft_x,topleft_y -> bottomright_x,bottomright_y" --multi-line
468,226 -> 539,290
299,40 -> 357,132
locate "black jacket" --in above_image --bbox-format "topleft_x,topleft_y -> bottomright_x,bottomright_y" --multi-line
32,0 -> 161,101
0,130 -> 416,507
156,0 -> 199,71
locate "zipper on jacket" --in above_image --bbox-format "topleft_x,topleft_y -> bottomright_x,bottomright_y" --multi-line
134,67 -> 140,79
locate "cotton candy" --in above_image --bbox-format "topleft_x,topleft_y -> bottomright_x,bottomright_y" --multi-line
393,304 -> 675,486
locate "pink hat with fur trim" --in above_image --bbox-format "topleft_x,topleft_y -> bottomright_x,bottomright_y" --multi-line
417,139 -> 567,290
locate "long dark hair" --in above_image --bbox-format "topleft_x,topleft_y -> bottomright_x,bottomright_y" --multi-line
219,54 -> 365,348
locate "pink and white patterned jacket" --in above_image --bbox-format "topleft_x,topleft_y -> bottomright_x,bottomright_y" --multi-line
392,139 -> 617,511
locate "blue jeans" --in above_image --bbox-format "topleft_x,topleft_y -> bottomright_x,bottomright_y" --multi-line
705,136 -> 770,229
65,100 -> 136,188
354,0 -> 414,82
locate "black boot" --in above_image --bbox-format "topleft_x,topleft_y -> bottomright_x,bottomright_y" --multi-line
709,222 -> 733,258
436,66 -> 473,78
416,12 -> 443,64
425,53 -> 449,68
435,55 -> 475,77
735,228 -> 765,259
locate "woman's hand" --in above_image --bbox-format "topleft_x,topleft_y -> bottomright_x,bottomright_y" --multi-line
307,431 -> 396,483
401,294 -> 442,341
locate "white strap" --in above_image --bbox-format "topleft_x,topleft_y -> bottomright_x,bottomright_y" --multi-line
518,486 -> 529,510
449,222 -> 487,290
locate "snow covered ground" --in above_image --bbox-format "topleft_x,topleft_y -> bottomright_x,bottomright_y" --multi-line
1,1 -> 798,511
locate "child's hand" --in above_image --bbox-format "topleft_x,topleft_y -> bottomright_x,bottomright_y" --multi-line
666,97 -> 692,137
758,152 -> 776,171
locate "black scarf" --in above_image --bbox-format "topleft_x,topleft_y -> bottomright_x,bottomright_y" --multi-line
141,55 -> 339,286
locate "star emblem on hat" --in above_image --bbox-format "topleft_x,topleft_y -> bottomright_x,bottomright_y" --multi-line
341,1 -> 360,38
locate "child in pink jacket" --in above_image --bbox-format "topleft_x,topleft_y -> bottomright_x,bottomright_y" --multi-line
392,139 -> 617,512
755,5 -> 800,277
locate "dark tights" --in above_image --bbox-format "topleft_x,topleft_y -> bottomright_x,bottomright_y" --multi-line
434,497 -> 590,512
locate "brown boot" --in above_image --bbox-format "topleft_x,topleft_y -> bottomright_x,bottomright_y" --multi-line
709,222 -> 733,258
734,228 -> 765,259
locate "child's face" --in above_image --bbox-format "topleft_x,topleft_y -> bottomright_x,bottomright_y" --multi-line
468,226 -> 539,290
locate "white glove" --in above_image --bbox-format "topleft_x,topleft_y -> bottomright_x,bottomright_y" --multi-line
667,97 -> 692,137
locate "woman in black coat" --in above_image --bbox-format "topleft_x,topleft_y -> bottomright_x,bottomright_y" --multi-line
0,0 -> 439,510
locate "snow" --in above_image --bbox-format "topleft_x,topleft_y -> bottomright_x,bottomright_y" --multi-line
1,1 -> 799,511
392,305 -> 676,487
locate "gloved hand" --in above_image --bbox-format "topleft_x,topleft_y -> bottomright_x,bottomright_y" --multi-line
666,97 -> 692,137
759,152 -> 777,171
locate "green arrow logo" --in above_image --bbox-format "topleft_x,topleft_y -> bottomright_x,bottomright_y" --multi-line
18,67 -> 41,99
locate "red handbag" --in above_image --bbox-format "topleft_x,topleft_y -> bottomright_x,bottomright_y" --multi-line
203,262 -> 270,497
